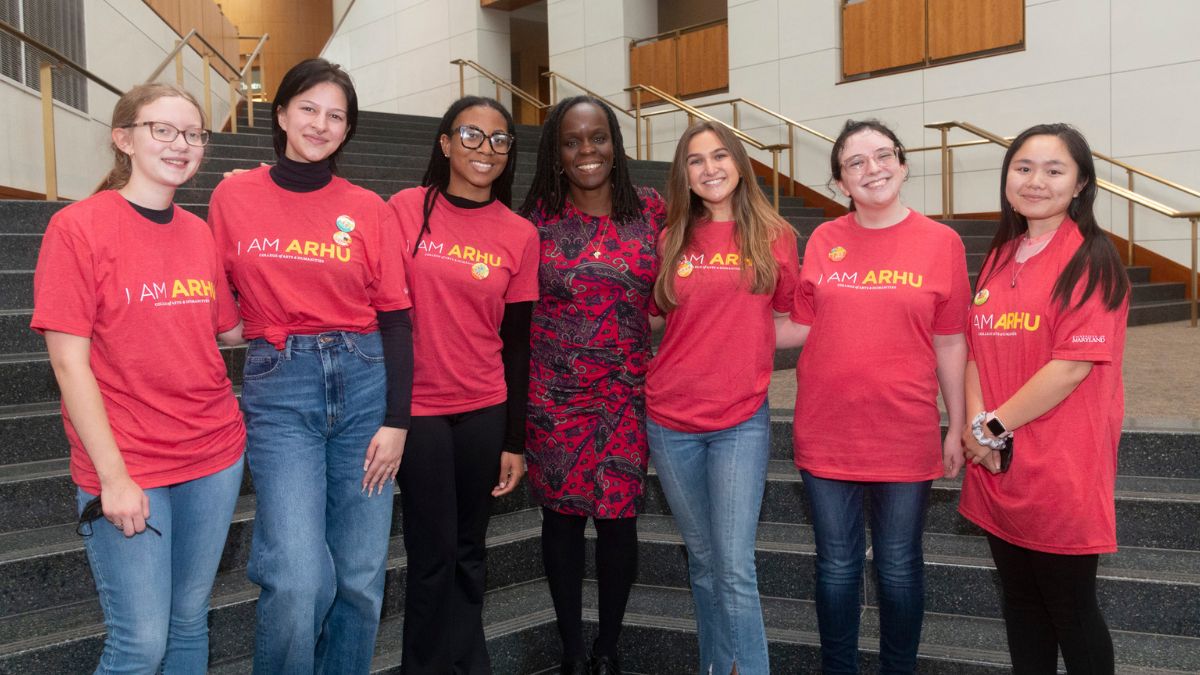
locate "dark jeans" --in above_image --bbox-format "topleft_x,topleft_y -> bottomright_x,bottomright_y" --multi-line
987,534 -> 1114,674
398,403 -> 506,675
802,471 -> 932,674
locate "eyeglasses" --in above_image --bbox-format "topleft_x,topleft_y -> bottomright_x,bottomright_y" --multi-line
76,496 -> 162,537
122,121 -> 211,147
454,125 -> 513,154
841,148 -> 899,176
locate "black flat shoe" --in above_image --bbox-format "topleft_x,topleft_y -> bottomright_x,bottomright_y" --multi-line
590,655 -> 621,675
560,659 -> 589,675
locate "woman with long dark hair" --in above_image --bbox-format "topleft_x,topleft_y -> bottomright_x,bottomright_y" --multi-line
209,58 -> 414,672
33,83 -> 245,672
776,119 -> 971,673
518,96 -> 666,675
647,121 -> 799,674
959,123 -> 1128,674
388,95 -> 538,673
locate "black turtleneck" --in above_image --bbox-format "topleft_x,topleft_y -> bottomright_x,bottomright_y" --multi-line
269,154 -> 333,192
444,192 -> 495,209
125,199 -> 174,225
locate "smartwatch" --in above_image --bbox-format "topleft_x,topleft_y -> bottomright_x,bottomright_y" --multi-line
986,414 -> 1007,438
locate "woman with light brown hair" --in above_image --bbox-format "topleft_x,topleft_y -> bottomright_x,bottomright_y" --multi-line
646,121 -> 799,674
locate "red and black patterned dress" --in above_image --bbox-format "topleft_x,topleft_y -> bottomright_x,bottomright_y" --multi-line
525,187 -> 666,519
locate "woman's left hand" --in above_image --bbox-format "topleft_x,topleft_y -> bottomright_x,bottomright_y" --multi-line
362,426 -> 407,495
492,451 -> 525,497
942,431 -> 965,478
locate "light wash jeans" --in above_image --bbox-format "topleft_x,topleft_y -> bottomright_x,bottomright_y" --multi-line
77,458 -> 243,675
647,402 -> 771,675
241,332 -> 394,675
801,471 -> 932,674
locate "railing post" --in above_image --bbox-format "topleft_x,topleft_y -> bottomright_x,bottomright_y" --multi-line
1127,169 -> 1136,266
458,62 -> 465,98
549,74 -> 557,105
247,93 -> 254,128
634,89 -> 642,161
947,147 -> 955,219
202,54 -> 213,128
229,80 -> 238,134
1191,217 -> 1198,327
788,125 -> 796,197
174,41 -> 184,86
939,127 -> 950,218
39,62 -> 57,201
772,149 -> 780,210
731,101 -> 739,129
495,81 -> 501,102
646,117 -> 653,162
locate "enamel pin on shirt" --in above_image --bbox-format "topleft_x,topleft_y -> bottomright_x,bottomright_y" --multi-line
828,246 -> 847,262
974,288 -> 990,306
471,262 -> 490,280
677,260 -> 694,277
336,215 -> 356,233
333,231 -> 351,247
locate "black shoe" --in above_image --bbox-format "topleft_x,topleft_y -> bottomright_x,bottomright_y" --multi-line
560,659 -> 589,675
590,655 -> 621,675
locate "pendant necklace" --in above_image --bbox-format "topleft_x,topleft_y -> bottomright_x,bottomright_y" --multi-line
589,219 -> 607,259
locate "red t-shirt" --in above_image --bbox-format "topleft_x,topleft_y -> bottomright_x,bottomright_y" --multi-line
389,187 -> 540,415
959,218 -> 1128,554
31,191 -> 245,492
209,168 -> 411,347
790,209 -> 971,481
647,220 -> 799,432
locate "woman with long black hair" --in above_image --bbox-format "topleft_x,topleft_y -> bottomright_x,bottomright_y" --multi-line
388,95 -> 539,673
959,123 -> 1128,674
518,95 -> 666,675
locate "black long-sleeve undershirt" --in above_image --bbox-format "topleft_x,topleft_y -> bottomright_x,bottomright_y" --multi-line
500,301 -> 533,453
377,309 -> 414,429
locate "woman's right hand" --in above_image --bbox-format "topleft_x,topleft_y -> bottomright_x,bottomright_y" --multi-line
961,424 -> 1003,474
222,162 -> 269,179
100,474 -> 150,537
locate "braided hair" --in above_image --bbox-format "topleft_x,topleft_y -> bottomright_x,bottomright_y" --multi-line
518,96 -> 642,224
412,96 -> 517,255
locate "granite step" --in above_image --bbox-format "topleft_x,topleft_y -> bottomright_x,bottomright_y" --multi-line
0,346 -> 246,407
593,582 -> 1200,674
0,508 -> 546,673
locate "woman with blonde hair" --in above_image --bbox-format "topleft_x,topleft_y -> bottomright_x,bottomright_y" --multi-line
33,82 -> 246,672
646,121 -> 800,674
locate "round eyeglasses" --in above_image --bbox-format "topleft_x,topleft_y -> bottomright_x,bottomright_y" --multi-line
840,147 -> 899,176
454,125 -> 513,155
122,121 -> 211,147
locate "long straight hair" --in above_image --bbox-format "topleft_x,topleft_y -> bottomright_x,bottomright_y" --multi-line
95,83 -> 205,193
653,121 -> 787,312
518,96 -> 641,224
979,123 -> 1129,311
412,96 -> 517,255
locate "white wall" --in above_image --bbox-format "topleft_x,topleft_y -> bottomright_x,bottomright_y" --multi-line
692,0 -> 1199,268
0,0 -> 236,200
322,0 -> 514,117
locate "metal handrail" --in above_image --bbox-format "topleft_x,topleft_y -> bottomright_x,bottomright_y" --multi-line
926,120 -> 1200,326
630,18 -> 727,47
234,34 -> 270,130
625,84 -> 788,208
451,59 -> 547,111
542,71 -> 634,119
0,19 -> 122,95
145,28 -> 240,82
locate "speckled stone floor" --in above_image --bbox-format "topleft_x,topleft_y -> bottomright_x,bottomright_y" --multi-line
770,319 -> 1200,430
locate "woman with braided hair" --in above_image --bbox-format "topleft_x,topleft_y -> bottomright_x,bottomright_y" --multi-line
518,96 -> 666,675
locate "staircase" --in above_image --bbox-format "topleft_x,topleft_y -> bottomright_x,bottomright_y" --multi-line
0,106 -> 1196,674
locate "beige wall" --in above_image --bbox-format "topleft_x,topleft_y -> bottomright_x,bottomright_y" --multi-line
217,0 -> 334,100
658,0 -> 726,33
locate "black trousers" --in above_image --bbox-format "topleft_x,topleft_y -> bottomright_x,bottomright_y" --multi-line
987,534 -> 1114,674
398,403 -> 506,675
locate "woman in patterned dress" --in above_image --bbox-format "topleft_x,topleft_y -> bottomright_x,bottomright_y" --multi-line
518,96 -> 666,675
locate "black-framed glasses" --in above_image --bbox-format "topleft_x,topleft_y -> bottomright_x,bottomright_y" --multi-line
122,121 -> 211,147
841,147 -> 898,176
76,496 -> 162,537
454,125 -> 513,154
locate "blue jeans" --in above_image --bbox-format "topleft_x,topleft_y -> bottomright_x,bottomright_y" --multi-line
241,332 -> 394,675
647,403 -> 771,675
77,458 -> 243,675
801,471 -> 932,674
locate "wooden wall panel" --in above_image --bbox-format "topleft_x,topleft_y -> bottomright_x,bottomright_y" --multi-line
219,0 -> 333,99
677,23 -> 728,97
630,38 -> 678,104
146,0 -> 180,31
177,1 -> 204,42
928,0 -> 1023,61
842,0 -> 925,77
